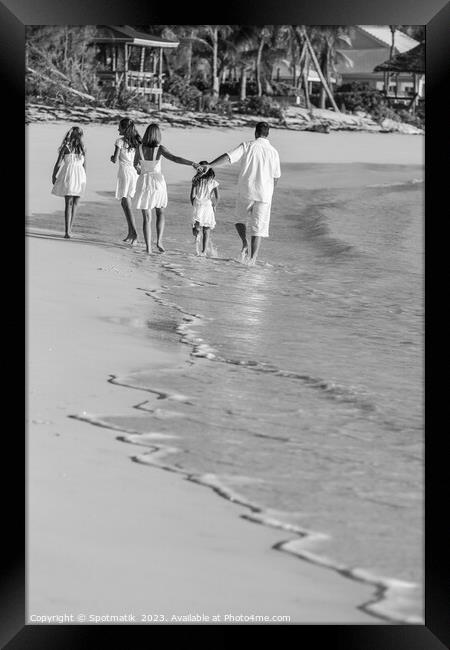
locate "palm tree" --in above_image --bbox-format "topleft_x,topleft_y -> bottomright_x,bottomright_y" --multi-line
198,25 -> 233,96
309,26 -> 352,109
290,25 -> 311,107
387,25 -> 398,96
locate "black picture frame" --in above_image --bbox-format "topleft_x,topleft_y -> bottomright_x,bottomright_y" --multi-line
8,0 -> 449,646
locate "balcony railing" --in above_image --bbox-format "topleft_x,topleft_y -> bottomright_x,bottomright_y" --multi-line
96,70 -> 163,95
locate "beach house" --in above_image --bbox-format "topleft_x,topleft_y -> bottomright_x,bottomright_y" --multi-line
334,25 -> 422,99
90,25 -> 179,108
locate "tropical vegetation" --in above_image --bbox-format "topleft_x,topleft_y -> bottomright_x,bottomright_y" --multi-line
26,25 -> 425,125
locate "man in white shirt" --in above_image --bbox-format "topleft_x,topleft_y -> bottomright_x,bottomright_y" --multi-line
203,122 -> 281,265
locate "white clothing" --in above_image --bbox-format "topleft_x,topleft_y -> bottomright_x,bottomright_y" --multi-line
235,196 -> 271,238
52,150 -> 86,197
133,145 -> 168,210
192,178 -> 219,229
226,137 -> 281,203
114,137 -> 138,200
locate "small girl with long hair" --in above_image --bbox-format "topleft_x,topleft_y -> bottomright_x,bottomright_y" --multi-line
52,126 -> 86,238
110,117 -> 141,245
190,162 -> 219,256
133,123 -> 201,254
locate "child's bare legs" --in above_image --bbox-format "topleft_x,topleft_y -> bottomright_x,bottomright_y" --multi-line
235,222 -> 248,261
202,227 -> 211,255
142,210 -> 151,253
155,208 -> 165,252
64,196 -> 72,238
247,235 -> 262,266
70,196 -> 79,235
192,221 -> 201,255
121,197 -> 137,243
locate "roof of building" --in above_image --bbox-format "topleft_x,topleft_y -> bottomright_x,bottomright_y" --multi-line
373,42 -> 425,73
335,26 -> 421,76
92,25 -> 179,48
335,48 -> 397,75
356,26 -> 419,53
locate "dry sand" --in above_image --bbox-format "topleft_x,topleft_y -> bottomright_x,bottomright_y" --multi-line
26,123 -> 424,624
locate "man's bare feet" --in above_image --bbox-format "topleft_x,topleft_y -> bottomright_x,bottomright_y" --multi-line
239,245 -> 248,263
64,233 -> 71,239
156,243 -> 165,253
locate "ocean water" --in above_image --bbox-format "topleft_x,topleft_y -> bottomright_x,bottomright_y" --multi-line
28,157 -> 424,621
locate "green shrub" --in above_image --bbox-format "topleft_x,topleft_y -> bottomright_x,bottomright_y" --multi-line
334,87 -> 388,115
210,97 -> 234,116
268,80 -> 299,97
163,74 -> 202,110
100,86 -> 150,111
235,96 -> 283,118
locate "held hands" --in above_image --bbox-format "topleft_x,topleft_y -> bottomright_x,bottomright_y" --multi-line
194,162 -> 210,174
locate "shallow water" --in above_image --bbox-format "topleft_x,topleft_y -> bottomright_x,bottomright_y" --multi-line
28,159 -> 424,620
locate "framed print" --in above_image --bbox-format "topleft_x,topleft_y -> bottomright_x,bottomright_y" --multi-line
4,0 -> 448,646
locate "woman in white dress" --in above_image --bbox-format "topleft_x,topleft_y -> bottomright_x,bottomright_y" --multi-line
133,123 -> 201,253
110,118 -> 141,245
51,126 -> 87,238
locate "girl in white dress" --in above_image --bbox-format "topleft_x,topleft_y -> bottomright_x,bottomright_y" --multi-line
190,163 -> 219,256
51,126 -> 86,238
110,118 -> 141,245
133,123 -> 201,254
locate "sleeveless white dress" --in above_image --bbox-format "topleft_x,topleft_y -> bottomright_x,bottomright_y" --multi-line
133,145 -> 168,210
192,178 -> 219,229
52,148 -> 86,197
115,137 -> 138,200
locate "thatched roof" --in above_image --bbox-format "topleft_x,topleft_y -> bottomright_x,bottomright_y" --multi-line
92,25 -> 179,49
373,42 -> 425,74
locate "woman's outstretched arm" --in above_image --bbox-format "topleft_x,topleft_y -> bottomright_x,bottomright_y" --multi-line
160,145 -> 199,168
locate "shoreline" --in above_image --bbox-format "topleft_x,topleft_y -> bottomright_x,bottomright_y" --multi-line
27,231 -> 383,623
26,102 -> 424,135
102,276 -> 423,624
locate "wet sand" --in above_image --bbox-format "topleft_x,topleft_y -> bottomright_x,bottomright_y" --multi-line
27,233 -> 378,623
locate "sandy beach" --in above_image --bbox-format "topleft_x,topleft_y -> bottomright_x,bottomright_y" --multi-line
27,234 -> 381,623
26,123 -> 423,624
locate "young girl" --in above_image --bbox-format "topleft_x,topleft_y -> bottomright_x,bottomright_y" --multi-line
110,117 -> 140,245
133,123 -> 201,254
190,162 -> 219,256
51,126 -> 86,238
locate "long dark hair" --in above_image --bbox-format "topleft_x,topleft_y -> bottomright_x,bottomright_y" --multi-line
59,126 -> 85,155
142,123 -> 161,148
192,161 -> 215,190
119,117 -> 141,150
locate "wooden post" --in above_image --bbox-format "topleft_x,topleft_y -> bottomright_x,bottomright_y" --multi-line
158,47 -> 163,110
302,56 -> 311,110
124,42 -> 128,91
140,46 -> 145,73
303,31 -> 340,112
410,72 -> 418,114
113,46 -> 117,88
